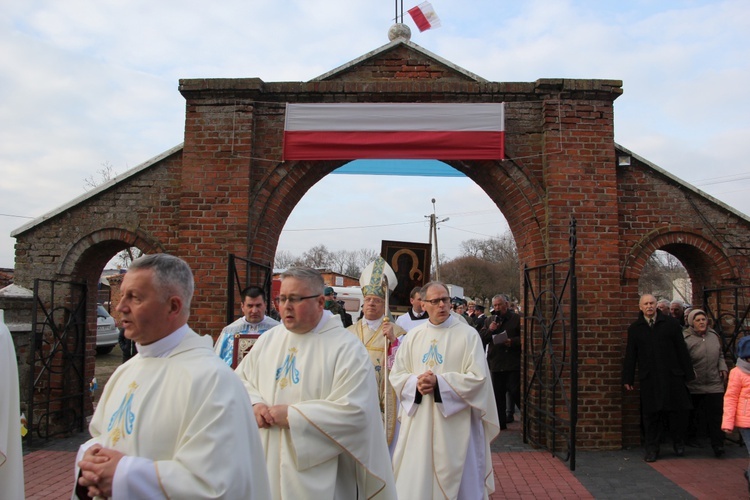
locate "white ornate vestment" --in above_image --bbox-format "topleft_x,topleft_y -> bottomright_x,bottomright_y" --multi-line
236,312 -> 397,500
348,318 -> 406,446
0,310 -> 24,500
390,316 -> 500,499
74,328 -> 270,499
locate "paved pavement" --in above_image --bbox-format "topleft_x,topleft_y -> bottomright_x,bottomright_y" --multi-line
22,420 -> 750,499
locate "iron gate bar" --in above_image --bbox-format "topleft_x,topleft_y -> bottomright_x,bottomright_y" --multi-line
522,217 -> 578,470
702,284 -> 750,364
27,278 -> 87,445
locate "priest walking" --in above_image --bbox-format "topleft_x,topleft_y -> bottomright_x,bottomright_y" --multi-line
236,267 -> 397,499
390,281 -> 499,499
74,254 -> 270,498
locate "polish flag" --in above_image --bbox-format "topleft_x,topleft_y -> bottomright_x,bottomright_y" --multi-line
283,103 -> 504,161
408,2 -> 441,32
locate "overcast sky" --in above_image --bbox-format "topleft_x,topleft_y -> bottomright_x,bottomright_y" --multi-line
1,0 -> 749,270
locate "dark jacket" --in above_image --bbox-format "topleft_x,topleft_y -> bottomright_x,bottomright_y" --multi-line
480,309 -> 521,372
623,311 -> 694,413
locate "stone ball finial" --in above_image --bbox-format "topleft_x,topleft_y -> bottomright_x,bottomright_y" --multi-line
388,23 -> 412,42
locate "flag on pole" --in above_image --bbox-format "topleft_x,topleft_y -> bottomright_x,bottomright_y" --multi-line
407,2 -> 441,32
283,103 -> 505,161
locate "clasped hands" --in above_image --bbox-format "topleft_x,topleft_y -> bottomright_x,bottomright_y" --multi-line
77,444 -> 125,498
253,403 -> 290,429
416,370 -> 437,395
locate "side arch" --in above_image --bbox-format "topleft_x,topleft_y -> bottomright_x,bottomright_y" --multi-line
622,228 -> 737,285
59,227 -> 165,278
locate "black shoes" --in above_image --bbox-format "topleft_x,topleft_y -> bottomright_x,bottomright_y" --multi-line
506,414 -> 515,423
644,450 -> 658,463
744,471 -> 750,494
713,446 -> 725,458
673,443 -> 685,457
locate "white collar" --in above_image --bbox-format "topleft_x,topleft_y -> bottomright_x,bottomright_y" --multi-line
364,317 -> 383,331
137,324 -> 189,358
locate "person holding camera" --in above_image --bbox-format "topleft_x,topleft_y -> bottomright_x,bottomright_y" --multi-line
480,294 -> 521,430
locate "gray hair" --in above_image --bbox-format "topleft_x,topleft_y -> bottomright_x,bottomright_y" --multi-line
421,281 -> 449,297
129,253 -> 194,309
492,294 -> 509,304
280,267 -> 325,294
657,299 -> 670,307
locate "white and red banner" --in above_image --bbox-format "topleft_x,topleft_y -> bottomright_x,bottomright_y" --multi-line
408,2 -> 441,32
283,103 -> 505,161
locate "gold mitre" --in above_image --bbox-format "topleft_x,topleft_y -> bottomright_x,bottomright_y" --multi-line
359,256 -> 397,298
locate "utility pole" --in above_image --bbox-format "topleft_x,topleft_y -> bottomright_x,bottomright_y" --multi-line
425,198 -> 449,281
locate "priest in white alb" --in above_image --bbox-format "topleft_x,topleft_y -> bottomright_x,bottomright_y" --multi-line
73,254 -> 270,499
390,281 -> 500,499
236,267 -> 397,500
1,309 -> 24,500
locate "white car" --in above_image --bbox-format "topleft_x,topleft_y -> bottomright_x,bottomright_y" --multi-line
96,304 -> 119,354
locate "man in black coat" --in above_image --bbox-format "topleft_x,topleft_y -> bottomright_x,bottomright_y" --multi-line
623,293 -> 695,462
480,294 -> 521,430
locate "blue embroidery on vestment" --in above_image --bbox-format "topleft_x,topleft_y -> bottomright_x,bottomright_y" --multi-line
276,347 -> 300,388
107,381 -> 137,444
422,340 -> 443,369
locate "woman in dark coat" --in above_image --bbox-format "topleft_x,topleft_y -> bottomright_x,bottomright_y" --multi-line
623,294 -> 695,462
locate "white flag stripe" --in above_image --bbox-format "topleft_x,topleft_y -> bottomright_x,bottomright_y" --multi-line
285,103 -> 504,132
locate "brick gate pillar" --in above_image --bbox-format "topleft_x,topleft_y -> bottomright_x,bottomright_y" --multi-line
539,80 -> 627,449
179,81 -> 258,335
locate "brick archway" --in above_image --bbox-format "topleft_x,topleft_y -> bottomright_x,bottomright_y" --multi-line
60,227 -> 164,278
622,228 -> 737,286
246,157 -> 548,272
12,38 -> 750,449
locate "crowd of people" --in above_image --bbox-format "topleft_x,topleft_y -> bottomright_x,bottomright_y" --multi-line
57,254 -> 508,499
624,293 -> 750,492
5,253 -> 749,498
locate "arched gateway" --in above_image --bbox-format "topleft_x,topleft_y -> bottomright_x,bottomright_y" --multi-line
11,38 -> 750,450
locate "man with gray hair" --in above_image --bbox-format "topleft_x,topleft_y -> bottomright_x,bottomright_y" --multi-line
657,299 -> 671,317
480,293 -> 522,429
75,253 -> 270,498
390,281 -> 499,499
237,267 -> 396,499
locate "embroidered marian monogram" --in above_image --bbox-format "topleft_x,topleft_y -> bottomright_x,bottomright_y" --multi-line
107,381 -> 138,445
421,340 -> 444,368
276,347 -> 301,388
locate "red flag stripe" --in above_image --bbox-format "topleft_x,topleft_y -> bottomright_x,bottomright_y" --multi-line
283,131 -> 504,160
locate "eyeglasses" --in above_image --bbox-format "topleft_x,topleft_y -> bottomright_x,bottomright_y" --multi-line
422,296 -> 451,306
276,294 -> 320,305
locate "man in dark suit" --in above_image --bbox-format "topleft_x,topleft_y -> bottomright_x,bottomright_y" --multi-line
623,293 -> 695,462
480,294 -> 521,430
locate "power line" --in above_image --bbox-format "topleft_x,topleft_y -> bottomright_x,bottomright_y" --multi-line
0,213 -> 34,219
283,219 -> 425,232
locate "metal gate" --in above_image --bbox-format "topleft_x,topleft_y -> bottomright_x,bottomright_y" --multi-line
522,218 -> 579,470
702,284 -> 750,364
227,254 -> 274,324
27,278 -> 87,444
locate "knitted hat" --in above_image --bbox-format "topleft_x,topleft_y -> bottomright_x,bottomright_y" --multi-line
738,336 -> 750,360
687,308 -> 706,326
